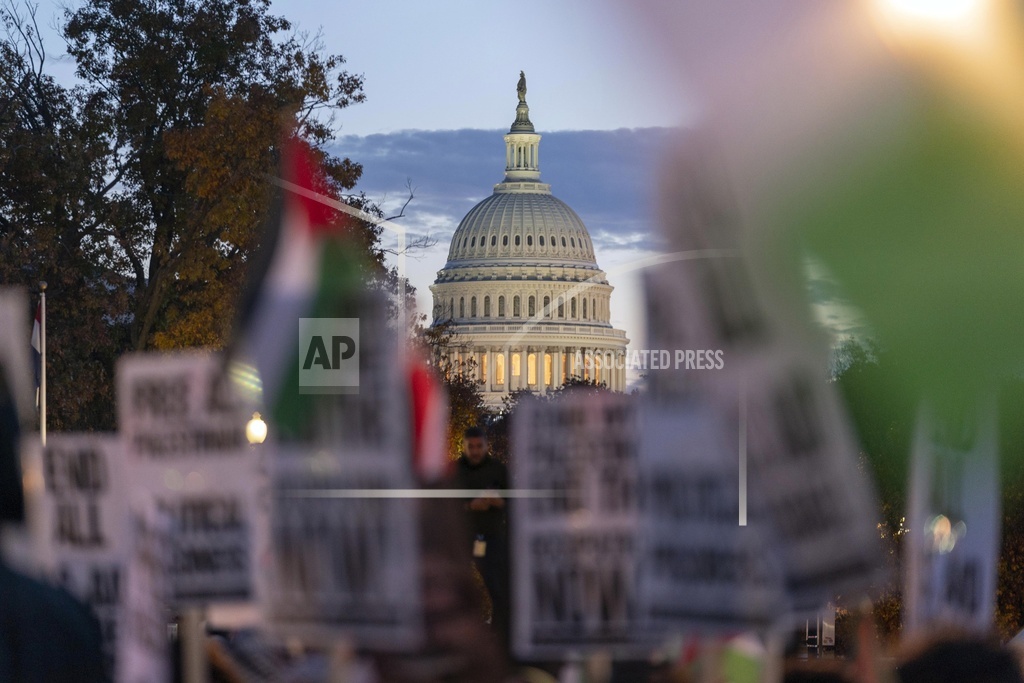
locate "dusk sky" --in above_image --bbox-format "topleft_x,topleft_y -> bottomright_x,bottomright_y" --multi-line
31,0 -> 867,352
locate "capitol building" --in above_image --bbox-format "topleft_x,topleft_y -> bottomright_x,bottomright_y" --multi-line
430,74 -> 629,406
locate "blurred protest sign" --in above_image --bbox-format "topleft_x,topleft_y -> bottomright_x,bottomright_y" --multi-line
647,139 -> 883,614
905,399 -> 1000,634
117,506 -> 172,683
264,442 -> 422,649
637,400 -> 782,634
117,351 -> 262,605
34,434 -> 127,673
260,290 -> 422,650
511,392 -> 643,659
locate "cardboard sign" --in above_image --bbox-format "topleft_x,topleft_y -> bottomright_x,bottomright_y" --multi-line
116,506 -> 172,683
637,400 -> 783,633
511,392 -> 643,659
35,434 -> 128,673
905,399 -> 1000,634
117,351 -> 261,605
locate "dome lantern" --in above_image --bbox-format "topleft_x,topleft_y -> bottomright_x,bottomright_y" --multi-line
504,71 -> 541,182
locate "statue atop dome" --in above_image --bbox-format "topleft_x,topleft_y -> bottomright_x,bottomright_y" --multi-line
517,71 -> 527,103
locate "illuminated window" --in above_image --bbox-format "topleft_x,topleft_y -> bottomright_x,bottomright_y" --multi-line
528,353 -> 537,384
544,353 -> 552,386
495,354 -> 505,385
512,352 -> 521,377
481,353 -> 487,382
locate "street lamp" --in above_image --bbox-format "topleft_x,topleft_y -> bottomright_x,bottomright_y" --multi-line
246,411 -> 267,445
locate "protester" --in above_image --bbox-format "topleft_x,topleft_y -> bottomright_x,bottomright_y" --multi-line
454,425 -> 510,644
897,634 -> 1024,683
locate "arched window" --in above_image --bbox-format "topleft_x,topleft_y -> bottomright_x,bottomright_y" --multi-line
513,295 -> 521,317
558,298 -> 564,318
593,298 -> 597,319
527,235 -> 533,246
570,237 -> 575,248
562,236 -> 567,247
462,237 -> 467,247
471,296 -> 477,317
503,235 -> 509,246
483,296 -> 491,317
571,298 -> 577,319
539,235 -> 545,246
543,296 -> 550,318
491,235 -> 497,246
459,297 -> 465,318
515,235 -> 521,246
582,298 -> 587,319
498,296 -> 505,317
471,236 -> 475,247
551,235 -> 556,248
449,298 -> 454,317
528,296 -> 535,317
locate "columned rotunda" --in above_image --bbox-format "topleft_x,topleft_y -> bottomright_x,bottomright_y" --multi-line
430,74 -> 629,406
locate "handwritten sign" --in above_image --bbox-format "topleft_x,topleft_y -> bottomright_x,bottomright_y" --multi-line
117,351 -> 261,605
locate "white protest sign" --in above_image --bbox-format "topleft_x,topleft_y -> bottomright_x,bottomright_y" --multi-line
905,398 -> 1000,634
637,400 -> 783,633
35,434 -> 127,674
650,141 -> 883,613
117,506 -> 172,683
117,351 -> 261,605
265,444 -> 422,649
511,392 -> 643,659
261,295 -> 421,650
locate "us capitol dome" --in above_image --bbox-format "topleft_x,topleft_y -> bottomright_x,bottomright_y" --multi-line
430,73 -> 629,406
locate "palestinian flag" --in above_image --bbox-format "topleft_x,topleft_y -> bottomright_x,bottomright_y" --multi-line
233,137 -> 367,439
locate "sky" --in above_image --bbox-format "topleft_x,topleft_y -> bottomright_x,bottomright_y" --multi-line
28,0 -> 868,365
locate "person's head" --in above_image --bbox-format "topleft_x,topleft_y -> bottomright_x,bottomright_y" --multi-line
898,635 -> 1024,683
462,426 -> 488,465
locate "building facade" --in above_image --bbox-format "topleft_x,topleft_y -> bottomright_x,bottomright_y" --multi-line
430,75 -> 629,406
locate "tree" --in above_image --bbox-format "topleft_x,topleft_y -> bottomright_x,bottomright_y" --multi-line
0,0 -> 392,429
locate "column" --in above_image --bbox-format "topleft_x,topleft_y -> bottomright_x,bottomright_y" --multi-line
504,346 -> 512,392
553,348 -> 563,389
486,348 -> 495,392
537,347 -> 547,394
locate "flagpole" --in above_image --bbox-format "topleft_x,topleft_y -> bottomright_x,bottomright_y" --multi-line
39,281 -> 46,446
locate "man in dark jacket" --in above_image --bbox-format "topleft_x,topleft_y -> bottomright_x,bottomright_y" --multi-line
453,426 -> 509,645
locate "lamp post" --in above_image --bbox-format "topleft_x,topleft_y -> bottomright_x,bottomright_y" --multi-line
245,412 -> 267,445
